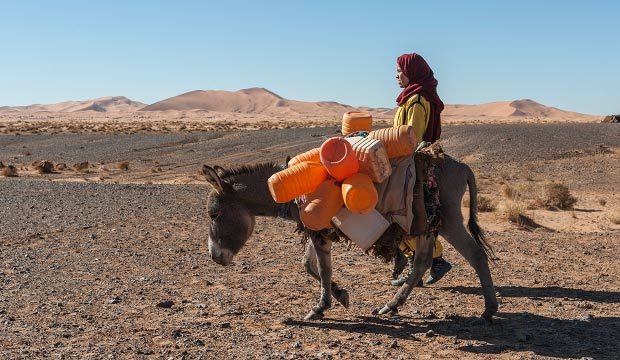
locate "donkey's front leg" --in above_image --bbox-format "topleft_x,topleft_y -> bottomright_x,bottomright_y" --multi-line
378,234 -> 434,315
304,233 -> 333,320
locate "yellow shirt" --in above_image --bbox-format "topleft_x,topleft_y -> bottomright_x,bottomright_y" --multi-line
393,94 -> 431,144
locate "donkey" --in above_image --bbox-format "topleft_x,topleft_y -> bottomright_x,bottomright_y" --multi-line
202,156 -> 498,322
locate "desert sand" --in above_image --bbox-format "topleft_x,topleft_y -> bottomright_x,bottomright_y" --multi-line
0,91 -> 618,359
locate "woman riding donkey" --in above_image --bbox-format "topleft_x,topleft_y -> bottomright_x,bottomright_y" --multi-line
390,52 -> 452,287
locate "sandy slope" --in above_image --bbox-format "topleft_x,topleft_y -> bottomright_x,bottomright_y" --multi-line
140,87 -> 355,115
1,89 -> 602,124
0,96 -> 145,113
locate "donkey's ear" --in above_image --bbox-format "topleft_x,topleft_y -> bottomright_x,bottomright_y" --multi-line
285,156 -> 292,168
202,165 -> 224,193
213,165 -> 226,176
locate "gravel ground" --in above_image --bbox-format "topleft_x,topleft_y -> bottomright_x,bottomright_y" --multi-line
1,123 -> 619,359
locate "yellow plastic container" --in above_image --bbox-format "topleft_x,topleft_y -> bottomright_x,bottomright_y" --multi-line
368,125 -> 417,158
268,161 -> 328,203
300,179 -> 344,230
341,173 -> 378,214
288,147 -> 321,167
320,137 -> 359,181
342,111 -> 373,135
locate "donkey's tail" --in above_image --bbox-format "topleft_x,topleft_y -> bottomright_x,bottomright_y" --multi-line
465,165 -> 496,260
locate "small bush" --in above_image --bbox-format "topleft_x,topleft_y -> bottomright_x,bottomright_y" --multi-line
117,161 -> 130,171
503,201 -> 527,224
32,160 -> 54,174
598,199 -> 607,206
501,184 -> 520,200
477,195 -> 496,212
546,183 -> 577,210
611,214 -> 620,225
73,161 -> 90,172
2,165 -> 18,177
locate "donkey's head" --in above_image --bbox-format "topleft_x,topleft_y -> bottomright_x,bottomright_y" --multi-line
202,162 -> 287,266
202,165 -> 255,266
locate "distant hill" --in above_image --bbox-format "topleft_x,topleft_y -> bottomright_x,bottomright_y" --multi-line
0,90 -> 598,120
140,87 -> 355,115
0,96 -> 146,113
443,99 -> 594,118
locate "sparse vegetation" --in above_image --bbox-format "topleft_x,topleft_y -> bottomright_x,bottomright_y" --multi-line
598,199 -> 607,206
117,161 -> 130,171
32,160 -> 55,174
503,200 -> 528,224
501,184 -> 520,200
73,161 -> 90,172
55,163 -> 67,171
477,195 -> 496,212
545,183 -> 577,210
2,165 -> 18,177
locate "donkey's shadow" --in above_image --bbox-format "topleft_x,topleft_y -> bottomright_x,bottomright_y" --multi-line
286,286 -> 620,359
287,313 -> 618,359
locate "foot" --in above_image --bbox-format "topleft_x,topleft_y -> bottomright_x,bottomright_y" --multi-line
425,257 -> 452,285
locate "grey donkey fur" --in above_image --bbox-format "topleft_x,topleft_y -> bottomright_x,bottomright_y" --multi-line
202,156 -> 498,322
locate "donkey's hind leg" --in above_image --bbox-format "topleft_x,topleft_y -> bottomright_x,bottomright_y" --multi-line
440,223 -> 498,322
378,234 -> 434,315
303,241 -> 349,309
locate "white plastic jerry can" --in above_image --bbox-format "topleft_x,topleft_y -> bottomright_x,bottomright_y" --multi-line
345,136 -> 392,183
332,207 -> 390,251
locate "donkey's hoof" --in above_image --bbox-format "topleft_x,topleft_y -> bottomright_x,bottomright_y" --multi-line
304,310 -> 324,321
377,305 -> 398,316
336,289 -> 350,309
480,310 -> 495,324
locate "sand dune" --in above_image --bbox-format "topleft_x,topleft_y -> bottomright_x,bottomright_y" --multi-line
444,99 -> 595,119
140,87 -> 355,115
0,96 -> 145,113
0,90 -> 599,121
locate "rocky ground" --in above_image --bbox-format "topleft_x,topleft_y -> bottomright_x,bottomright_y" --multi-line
1,123 -> 619,359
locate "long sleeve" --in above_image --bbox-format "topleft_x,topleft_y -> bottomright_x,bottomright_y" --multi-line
393,94 -> 430,144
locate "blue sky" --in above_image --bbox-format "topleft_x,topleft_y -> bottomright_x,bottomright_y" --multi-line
1,0 -> 618,115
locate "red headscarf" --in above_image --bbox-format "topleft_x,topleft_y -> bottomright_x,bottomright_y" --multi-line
396,53 -> 444,142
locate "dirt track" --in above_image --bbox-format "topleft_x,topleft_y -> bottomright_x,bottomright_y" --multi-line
1,123 -> 619,359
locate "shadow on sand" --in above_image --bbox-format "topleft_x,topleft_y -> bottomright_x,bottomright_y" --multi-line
447,285 -> 620,304
286,312 -> 619,359
285,286 -> 620,359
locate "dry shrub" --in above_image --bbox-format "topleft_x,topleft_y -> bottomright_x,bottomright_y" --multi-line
2,165 -> 18,177
73,161 -> 90,172
501,184 -> 520,200
55,163 -> 67,171
117,161 -> 130,171
545,183 -> 577,210
598,199 -> 607,206
503,201 -> 527,224
32,160 -> 55,174
477,195 -> 496,212
611,214 -> 620,225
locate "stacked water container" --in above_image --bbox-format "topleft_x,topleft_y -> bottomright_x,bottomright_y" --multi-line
267,112 -> 418,250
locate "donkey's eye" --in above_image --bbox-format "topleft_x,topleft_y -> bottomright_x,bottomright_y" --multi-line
209,211 -> 222,220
